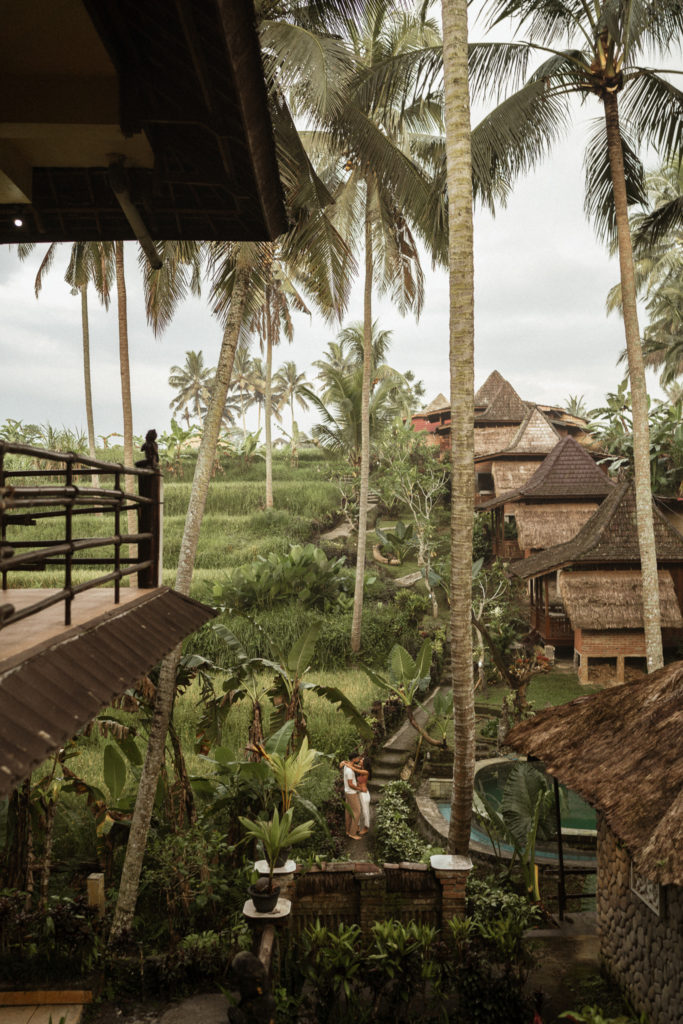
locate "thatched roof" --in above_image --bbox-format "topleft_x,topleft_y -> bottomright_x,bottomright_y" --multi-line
507,661 -> 683,885
512,481 -> 683,579
479,436 -> 613,511
559,570 -> 683,630
515,503 -> 600,550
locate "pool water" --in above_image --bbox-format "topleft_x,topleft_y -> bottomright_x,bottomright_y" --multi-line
435,759 -> 597,865
474,762 -> 597,832
437,804 -> 598,864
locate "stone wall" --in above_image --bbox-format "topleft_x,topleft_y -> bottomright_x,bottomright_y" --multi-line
597,816 -> 683,1024
274,857 -> 470,936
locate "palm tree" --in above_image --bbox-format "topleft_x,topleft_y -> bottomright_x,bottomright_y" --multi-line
473,0 -> 683,671
111,2 -> 359,937
168,350 -> 216,426
609,160 -> 683,385
442,0 -> 477,857
231,342 -> 254,437
273,360 -> 311,451
316,2 -> 448,652
247,251 -> 310,508
248,356 -> 267,429
19,241 -> 113,476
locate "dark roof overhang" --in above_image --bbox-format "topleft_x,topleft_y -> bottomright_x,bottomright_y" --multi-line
0,587 -> 216,795
0,0 -> 286,243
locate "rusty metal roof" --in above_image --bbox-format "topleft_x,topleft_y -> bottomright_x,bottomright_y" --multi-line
0,587 -> 216,795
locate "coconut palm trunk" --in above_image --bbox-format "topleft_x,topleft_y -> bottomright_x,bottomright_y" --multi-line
350,181 -> 373,653
604,93 -> 662,671
442,0 -> 476,856
79,283 -> 100,489
114,240 -> 138,579
265,285 -> 274,509
111,267 -> 250,939
80,283 -> 96,460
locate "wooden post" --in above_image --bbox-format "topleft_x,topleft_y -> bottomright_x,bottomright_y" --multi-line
137,470 -> 162,588
616,655 -> 625,684
87,872 -> 105,920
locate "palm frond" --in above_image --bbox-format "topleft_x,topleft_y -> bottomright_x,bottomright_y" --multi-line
633,196 -> 683,248
468,41 -> 533,103
583,117 -> 646,244
471,79 -> 570,210
260,20 -> 356,122
140,240 -> 202,336
622,0 -> 683,62
620,71 -> 683,161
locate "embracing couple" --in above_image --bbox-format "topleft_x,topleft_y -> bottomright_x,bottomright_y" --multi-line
341,755 -> 371,840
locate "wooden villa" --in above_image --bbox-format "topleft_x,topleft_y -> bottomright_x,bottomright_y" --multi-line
0,0 -> 286,794
410,373 -> 590,488
511,481 -> 683,679
479,435 -> 613,561
507,662 -> 683,1024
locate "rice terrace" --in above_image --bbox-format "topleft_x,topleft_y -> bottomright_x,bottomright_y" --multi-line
0,1 -> 682,1023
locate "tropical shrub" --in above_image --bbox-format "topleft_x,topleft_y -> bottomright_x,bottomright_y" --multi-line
213,544 -> 353,612
373,781 -> 431,863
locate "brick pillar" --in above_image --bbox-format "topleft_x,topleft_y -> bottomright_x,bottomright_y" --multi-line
357,867 -> 387,935
431,854 -> 472,928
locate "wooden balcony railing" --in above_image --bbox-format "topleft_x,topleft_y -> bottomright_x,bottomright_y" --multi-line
530,604 -> 574,646
0,434 -> 162,631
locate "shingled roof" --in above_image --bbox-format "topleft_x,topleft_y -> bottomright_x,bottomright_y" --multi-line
479,436 -> 613,510
474,370 -> 506,408
511,480 -> 683,579
476,378 -> 529,423
507,661 -> 683,885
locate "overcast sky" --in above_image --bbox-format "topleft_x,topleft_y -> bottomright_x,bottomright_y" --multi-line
1,12 -> 675,444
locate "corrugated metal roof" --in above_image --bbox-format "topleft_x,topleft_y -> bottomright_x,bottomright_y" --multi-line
0,588 -> 216,794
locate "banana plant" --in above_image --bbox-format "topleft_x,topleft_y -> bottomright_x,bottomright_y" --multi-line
362,641 -> 445,748
473,762 -> 559,902
375,519 -> 415,565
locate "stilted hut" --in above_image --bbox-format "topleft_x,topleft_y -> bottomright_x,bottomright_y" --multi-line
507,663 -> 683,1024
479,435 -> 613,560
512,481 -> 683,678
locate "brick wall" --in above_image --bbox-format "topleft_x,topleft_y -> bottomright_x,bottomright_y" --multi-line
275,858 -> 471,936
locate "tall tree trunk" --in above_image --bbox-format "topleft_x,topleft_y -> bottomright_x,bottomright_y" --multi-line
443,0 -> 476,856
350,180 -> 373,653
265,288 -> 274,510
604,93 -> 662,671
110,268 -> 250,940
80,284 -> 99,488
115,240 -> 137,582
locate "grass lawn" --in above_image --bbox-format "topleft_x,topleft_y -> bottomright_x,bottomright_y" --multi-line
475,669 -> 601,709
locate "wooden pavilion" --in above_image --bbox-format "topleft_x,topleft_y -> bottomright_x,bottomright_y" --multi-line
0,0 -> 285,793
479,435 -> 613,561
507,663 -> 683,1024
511,481 -> 683,679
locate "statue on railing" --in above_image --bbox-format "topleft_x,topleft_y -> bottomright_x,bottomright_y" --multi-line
136,429 -> 159,470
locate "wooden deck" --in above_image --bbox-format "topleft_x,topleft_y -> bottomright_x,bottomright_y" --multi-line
0,589 -> 143,664
0,1005 -> 83,1024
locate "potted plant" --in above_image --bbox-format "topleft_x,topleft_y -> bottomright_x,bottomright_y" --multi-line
239,806 -> 314,913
